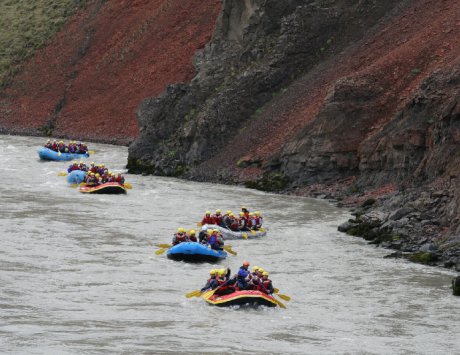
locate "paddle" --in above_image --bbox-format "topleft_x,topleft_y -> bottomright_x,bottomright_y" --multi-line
124,182 -> 132,189
250,230 -> 256,235
272,288 -> 291,301
260,227 -> 266,233
155,248 -> 168,255
272,297 -> 286,309
58,172 -> 67,176
70,184 -> 78,188
156,244 -> 172,248
223,245 -> 237,256
58,150 -> 62,156
89,150 -> 95,155
241,232 -> 248,239
185,290 -> 202,298
196,222 -> 202,227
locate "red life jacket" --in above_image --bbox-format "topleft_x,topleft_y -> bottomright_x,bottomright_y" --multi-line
213,214 -> 223,225
188,234 -> 197,242
201,216 -> 215,225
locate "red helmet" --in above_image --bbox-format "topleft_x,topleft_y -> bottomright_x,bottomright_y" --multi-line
243,261 -> 250,266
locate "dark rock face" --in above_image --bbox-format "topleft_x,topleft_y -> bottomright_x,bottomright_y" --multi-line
128,0 -> 404,176
453,276 -> 460,296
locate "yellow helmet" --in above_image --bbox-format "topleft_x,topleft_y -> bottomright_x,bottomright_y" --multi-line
255,211 -> 261,216
217,268 -> 226,276
178,227 -> 185,233
249,213 -> 255,217
239,212 -> 244,217
205,210 -> 211,215
72,160 -> 77,164
90,162 -> 95,165
213,229 -> 219,233
189,229 -> 196,235
90,172 -> 95,176
262,272 -> 269,276
95,173 -> 100,178
108,171 -> 112,175
252,266 -> 259,272
210,269 -> 217,275
258,268 -> 265,274
226,210 -> 232,214
207,229 -> 213,235
79,161 -> 83,164
216,209 -> 221,214
229,213 -> 234,217
241,206 -> 247,210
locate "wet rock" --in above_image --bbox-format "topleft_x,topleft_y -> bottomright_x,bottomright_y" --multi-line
338,221 -> 357,232
419,243 -> 438,253
389,207 -> 413,221
453,276 -> 460,296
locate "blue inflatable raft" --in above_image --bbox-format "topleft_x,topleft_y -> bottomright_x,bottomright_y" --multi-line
167,242 -> 227,263
67,170 -> 86,184
38,147 -> 89,161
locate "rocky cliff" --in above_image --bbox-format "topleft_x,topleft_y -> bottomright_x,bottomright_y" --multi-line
129,0 -> 460,268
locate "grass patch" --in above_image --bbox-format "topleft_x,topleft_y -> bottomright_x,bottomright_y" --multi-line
0,0 -> 87,87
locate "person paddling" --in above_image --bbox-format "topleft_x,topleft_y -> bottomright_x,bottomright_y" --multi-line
237,261 -> 251,290
201,270 -> 219,292
172,227 -> 188,245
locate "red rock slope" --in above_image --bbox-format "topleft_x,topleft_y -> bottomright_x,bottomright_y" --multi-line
0,0 -> 220,144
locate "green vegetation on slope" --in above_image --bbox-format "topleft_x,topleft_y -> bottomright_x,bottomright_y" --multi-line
0,0 -> 86,87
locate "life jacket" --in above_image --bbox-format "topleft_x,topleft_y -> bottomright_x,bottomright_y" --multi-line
238,217 -> 247,229
52,143 -> 58,150
188,234 -> 197,242
173,233 -> 188,245
229,218 -> 239,231
201,216 -> 215,225
213,214 -> 223,225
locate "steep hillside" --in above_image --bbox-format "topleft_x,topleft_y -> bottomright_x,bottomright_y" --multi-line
0,0 -> 220,143
129,0 -> 460,267
0,0 -> 86,87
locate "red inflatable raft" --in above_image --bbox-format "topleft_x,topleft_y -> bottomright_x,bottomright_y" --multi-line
79,182 -> 126,194
203,290 -> 278,308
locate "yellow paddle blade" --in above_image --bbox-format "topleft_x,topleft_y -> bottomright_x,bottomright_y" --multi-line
273,298 -> 286,309
89,150 -> 95,154
274,288 -> 279,293
250,230 -> 256,235
260,227 -> 266,232
79,182 -> 87,187
124,183 -> 132,189
70,184 -> 78,188
155,244 -> 172,249
241,232 -> 248,239
223,246 -> 237,256
155,248 -> 167,255
58,151 -> 61,156
197,222 -> 202,227
185,290 -> 201,298
58,172 -> 67,176
277,293 -> 291,301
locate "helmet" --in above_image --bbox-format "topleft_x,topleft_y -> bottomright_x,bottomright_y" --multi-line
249,213 -> 255,217
258,268 -> 265,274
226,210 -> 232,214
239,212 -> 244,217
189,229 -> 196,235
79,161 -> 83,164
207,229 -> 213,235
72,161 -> 77,164
95,173 -> 100,178
217,268 -> 226,276
255,211 -> 261,216
90,173 -> 95,176
213,229 -> 219,233
262,272 -> 269,276
178,227 -> 185,233
252,266 -> 259,272
241,206 -> 247,210
205,210 -> 211,215
243,261 -> 250,266
210,269 -> 217,275
229,213 -> 234,217
90,162 -> 95,165
216,209 -> 221,214
108,171 -> 112,175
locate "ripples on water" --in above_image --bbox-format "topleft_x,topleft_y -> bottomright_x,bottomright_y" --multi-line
0,135 -> 458,354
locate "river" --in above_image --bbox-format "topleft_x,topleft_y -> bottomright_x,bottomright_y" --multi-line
0,135 -> 458,354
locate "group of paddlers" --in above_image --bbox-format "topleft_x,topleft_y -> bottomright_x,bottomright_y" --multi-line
44,139 -> 88,154
200,207 -> 264,231
67,161 -> 125,186
172,227 -> 224,250
200,261 -> 274,296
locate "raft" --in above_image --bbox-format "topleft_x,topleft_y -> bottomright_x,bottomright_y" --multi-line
201,224 -> 267,240
166,242 -> 227,263
67,170 -> 86,184
79,182 -> 126,194
38,147 -> 89,161
203,290 -> 278,308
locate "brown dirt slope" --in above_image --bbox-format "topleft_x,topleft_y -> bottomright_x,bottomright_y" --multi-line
0,0 -> 220,144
